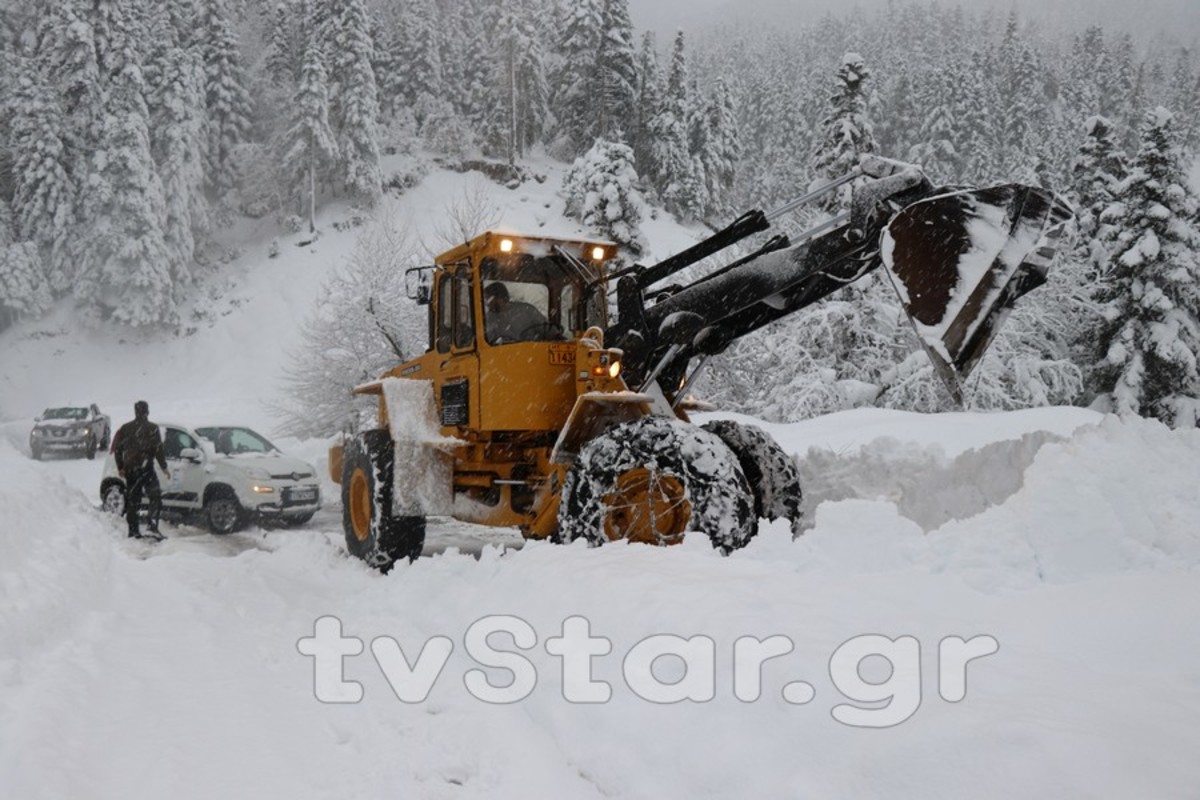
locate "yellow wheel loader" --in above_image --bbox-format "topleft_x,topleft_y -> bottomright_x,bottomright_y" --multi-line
330,155 -> 1074,570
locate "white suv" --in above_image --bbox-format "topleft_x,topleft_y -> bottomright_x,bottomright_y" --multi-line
99,422 -> 321,534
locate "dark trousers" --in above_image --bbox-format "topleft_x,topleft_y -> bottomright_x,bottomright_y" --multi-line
126,464 -> 162,536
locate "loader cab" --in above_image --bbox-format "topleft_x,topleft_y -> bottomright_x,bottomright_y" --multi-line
414,232 -> 618,434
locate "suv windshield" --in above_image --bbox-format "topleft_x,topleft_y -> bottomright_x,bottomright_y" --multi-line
195,426 -> 278,456
43,407 -> 87,420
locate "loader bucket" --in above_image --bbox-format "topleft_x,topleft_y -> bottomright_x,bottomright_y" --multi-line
880,184 -> 1074,402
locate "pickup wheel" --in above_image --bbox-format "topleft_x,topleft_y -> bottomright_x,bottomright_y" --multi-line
85,434 -> 98,460
31,445 -> 42,461
341,431 -> 425,572
205,488 -> 244,535
99,426 -> 110,450
701,420 -> 803,534
558,417 -> 757,554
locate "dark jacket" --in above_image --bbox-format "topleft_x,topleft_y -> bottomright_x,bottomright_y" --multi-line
113,418 -> 167,473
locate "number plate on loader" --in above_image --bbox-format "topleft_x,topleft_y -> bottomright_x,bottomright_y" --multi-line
550,344 -> 575,365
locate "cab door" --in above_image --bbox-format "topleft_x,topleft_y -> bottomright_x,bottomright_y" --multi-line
433,267 -> 480,432
160,426 -> 208,511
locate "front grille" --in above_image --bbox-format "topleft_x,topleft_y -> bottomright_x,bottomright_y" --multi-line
270,471 -> 314,481
441,379 -> 469,426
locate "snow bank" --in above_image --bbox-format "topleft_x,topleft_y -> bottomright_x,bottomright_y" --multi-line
779,413 -> 1200,591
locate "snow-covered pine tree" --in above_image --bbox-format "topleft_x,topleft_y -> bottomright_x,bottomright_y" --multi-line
958,48 -> 1001,183
696,77 -> 741,218
1169,48 -> 1199,152
444,0 -> 491,129
144,11 -> 208,290
1107,34 -> 1142,154
266,0 -> 303,87
281,38 -> 338,234
326,0 -> 381,200
907,64 -> 966,183
631,31 -> 661,181
874,68 -> 918,165
595,0 -> 637,141
201,0 -> 252,194
1091,107 -> 1200,426
1063,25 -> 1107,133
1058,114 -> 1129,375
392,0 -> 443,124
70,0 -> 175,327
0,198 -> 52,328
8,58 -> 74,294
369,11 -> 403,124
562,138 -> 647,258
648,31 -> 702,220
550,0 -> 603,156
482,0 -> 549,165
1070,115 -> 1128,258
34,0 -> 102,198
810,51 -> 878,214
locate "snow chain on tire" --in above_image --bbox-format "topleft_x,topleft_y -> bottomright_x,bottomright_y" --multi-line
341,430 -> 426,573
701,419 -> 804,536
558,416 -> 757,554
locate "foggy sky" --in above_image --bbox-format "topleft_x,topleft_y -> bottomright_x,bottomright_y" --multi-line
625,0 -> 1200,43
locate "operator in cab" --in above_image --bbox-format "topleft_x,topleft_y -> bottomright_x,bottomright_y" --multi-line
484,282 -> 547,344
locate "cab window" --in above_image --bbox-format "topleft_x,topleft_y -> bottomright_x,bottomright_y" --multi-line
454,271 -> 475,349
436,274 -> 452,353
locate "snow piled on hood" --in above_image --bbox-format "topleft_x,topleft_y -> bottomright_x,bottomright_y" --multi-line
2,409 -> 1199,799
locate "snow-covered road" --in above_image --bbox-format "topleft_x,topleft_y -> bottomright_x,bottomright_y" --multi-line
3,408 -> 1199,799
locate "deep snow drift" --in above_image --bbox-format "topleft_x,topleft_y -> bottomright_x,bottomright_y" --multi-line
2,157 -> 1199,798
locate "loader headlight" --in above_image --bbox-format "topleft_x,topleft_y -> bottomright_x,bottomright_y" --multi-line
591,246 -> 607,261
499,238 -> 514,253
590,354 -> 621,379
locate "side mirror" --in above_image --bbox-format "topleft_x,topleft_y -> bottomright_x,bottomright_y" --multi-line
405,266 -> 434,305
179,447 -> 203,463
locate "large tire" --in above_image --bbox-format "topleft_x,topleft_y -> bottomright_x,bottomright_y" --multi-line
341,430 -> 426,572
559,416 -> 757,554
205,488 -> 245,535
701,420 -> 803,534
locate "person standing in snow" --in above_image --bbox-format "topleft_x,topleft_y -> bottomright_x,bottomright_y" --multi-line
113,400 -> 170,539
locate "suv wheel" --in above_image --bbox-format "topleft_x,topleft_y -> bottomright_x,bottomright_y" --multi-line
206,491 -> 244,535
